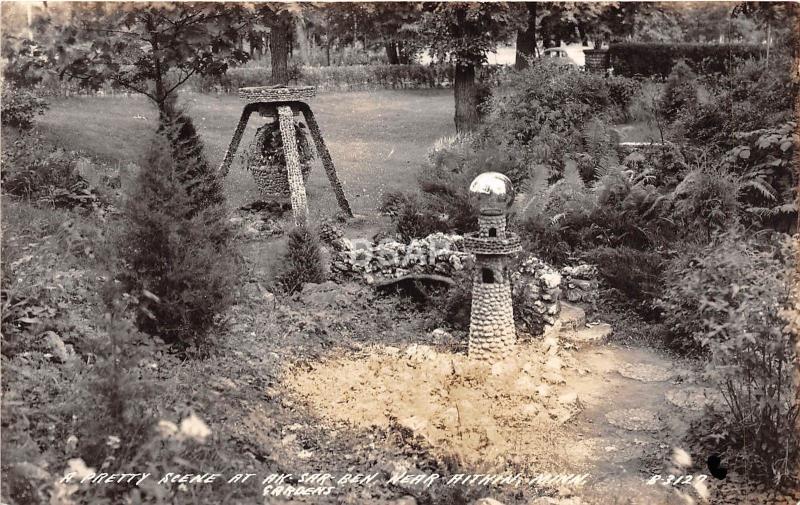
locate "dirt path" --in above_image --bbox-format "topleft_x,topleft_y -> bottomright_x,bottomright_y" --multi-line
562,343 -> 712,503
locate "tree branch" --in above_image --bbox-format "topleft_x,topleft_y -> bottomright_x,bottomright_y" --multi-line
163,66 -> 198,97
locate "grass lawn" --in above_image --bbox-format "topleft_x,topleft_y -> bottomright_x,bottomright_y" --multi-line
38,89 -> 455,216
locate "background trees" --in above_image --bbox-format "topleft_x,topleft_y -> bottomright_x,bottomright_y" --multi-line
417,2 -> 520,132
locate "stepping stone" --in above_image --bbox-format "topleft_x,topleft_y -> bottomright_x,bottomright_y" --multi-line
558,302 -> 586,331
665,387 -> 723,411
618,362 -> 674,382
605,408 -> 665,431
565,323 -> 612,347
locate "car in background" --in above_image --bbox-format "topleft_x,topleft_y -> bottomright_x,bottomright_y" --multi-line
539,48 -> 580,67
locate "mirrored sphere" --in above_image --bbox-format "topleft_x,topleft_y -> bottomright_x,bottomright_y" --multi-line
468,172 -> 515,214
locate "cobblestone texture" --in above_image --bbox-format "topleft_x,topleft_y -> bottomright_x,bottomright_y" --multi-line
278,105 -> 309,224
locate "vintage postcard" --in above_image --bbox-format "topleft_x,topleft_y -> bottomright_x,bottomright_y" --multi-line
1,2 -> 798,504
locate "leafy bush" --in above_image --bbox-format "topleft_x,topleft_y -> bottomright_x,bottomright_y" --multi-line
659,60 -> 698,123
275,225 -> 327,293
659,228 -> 797,482
0,132 -> 98,210
672,156 -> 742,238
627,81 -> 668,143
482,61 -> 634,179
1,83 -> 48,130
675,56 -> 796,150
609,42 -> 763,78
116,127 -> 236,347
519,218 -> 573,266
723,121 -> 797,232
586,246 -> 665,303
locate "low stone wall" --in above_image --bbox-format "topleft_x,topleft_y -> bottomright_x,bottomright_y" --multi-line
512,256 -> 562,335
329,233 -> 600,336
330,233 -> 470,281
560,264 -> 599,304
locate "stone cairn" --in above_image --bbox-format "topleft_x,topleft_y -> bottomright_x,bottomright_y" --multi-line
464,172 -> 522,361
560,263 -> 599,304
512,256 -> 562,336
217,85 -> 353,224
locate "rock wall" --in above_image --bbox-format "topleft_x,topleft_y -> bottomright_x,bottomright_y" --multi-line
560,264 -> 599,304
330,233 -> 470,282
512,256 -> 562,336
330,233 -> 600,336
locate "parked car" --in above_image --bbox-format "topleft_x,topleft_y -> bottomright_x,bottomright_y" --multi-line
539,48 -> 580,67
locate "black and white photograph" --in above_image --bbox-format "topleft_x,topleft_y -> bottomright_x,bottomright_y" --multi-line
1,1 -> 798,504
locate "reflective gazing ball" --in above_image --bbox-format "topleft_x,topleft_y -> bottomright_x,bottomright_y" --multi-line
469,172 -> 516,215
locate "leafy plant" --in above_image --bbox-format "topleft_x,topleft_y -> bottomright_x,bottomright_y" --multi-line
671,154 -> 741,239
276,225 -> 326,293
659,228 -> 797,483
586,246 -> 665,302
482,60 -> 632,179
1,83 -> 48,130
724,121 -> 797,231
659,60 -> 698,123
0,132 -> 99,210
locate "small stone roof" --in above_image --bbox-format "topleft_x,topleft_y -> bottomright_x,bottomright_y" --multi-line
238,86 -> 316,104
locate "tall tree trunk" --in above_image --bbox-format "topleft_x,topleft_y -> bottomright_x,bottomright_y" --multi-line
397,41 -> 411,64
385,42 -> 399,64
515,2 -> 537,70
146,15 -> 170,124
453,61 -> 479,133
270,15 -> 291,86
326,38 -> 331,66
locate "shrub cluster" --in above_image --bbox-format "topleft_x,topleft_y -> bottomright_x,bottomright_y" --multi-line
609,42 -> 764,78
674,57 -> 796,150
481,60 -> 638,179
116,115 -> 236,347
1,83 -> 48,130
275,225 -> 327,293
659,229 -> 797,482
1,132 -> 98,210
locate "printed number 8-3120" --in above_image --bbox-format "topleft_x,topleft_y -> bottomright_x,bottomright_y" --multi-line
646,474 -> 708,486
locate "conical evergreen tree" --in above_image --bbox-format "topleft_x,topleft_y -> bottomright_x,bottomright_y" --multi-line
117,121 -> 236,346
157,95 -> 225,214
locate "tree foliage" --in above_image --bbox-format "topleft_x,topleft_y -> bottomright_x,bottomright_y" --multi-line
31,3 -> 250,117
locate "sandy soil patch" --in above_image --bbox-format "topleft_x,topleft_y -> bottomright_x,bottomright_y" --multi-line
284,342 -> 593,473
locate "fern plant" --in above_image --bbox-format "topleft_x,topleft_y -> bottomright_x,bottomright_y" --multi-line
724,121 -> 797,231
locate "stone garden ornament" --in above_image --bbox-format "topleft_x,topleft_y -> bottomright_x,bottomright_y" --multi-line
465,172 -> 522,361
218,85 -> 353,224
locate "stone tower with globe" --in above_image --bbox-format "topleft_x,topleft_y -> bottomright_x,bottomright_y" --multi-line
464,172 -> 522,361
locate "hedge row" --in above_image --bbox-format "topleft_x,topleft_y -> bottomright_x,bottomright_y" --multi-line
609,43 -> 764,78
186,64 -> 457,93
31,64 -> 458,96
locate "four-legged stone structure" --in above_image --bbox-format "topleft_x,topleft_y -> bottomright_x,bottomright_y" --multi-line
218,85 -> 353,224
